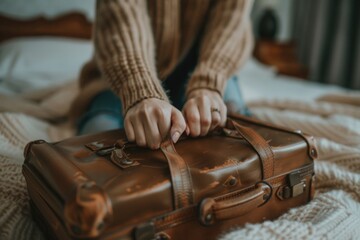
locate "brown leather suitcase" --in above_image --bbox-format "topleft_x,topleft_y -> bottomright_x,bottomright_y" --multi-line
23,114 -> 316,240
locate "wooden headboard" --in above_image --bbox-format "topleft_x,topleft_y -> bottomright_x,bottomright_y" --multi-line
0,12 -> 93,43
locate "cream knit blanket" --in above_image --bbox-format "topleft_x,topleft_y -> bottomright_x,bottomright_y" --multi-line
1,98 -> 359,239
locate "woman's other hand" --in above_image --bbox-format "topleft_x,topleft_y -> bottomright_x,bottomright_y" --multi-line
183,89 -> 227,137
124,98 -> 187,149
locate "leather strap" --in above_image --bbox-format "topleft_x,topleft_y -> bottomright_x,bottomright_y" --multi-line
160,139 -> 194,209
230,120 -> 275,179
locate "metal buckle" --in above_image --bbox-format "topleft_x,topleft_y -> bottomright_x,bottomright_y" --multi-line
110,146 -> 139,169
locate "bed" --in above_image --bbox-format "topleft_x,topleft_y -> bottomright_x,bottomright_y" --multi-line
0,4 -> 359,240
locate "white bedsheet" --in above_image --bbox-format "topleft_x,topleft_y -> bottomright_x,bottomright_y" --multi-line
237,58 -> 346,103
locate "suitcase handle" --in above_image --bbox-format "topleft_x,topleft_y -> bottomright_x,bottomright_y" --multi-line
199,182 -> 272,226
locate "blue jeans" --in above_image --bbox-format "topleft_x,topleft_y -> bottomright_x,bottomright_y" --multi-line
78,76 -> 251,135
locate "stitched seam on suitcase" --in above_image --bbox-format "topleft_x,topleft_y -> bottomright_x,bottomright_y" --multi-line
161,141 -> 194,209
154,207 -> 196,231
251,133 -> 274,178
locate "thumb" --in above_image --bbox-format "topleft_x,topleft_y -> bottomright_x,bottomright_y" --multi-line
170,108 -> 186,143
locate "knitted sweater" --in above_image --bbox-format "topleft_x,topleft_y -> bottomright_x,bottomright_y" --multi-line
71,0 -> 254,117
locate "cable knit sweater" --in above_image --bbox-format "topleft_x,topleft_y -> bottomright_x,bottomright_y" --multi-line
70,0 -> 253,118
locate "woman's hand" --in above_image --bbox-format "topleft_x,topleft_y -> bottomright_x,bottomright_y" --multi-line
182,89 -> 227,137
124,98 -> 187,149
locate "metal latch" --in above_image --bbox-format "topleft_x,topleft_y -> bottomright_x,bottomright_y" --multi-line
282,171 -> 306,199
85,140 -> 140,169
111,146 -> 139,169
289,171 -> 306,197
278,171 -> 307,200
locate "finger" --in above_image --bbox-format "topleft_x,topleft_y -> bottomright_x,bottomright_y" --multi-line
155,108 -> 171,141
210,107 -> 222,131
143,114 -> 162,149
199,101 -> 212,136
124,117 -> 135,142
184,104 -> 201,137
170,108 -> 186,143
181,109 -> 190,136
133,117 -> 147,147
220,103 -> 227,127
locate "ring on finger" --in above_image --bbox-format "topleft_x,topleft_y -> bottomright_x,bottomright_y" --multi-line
211,107 -> 221,114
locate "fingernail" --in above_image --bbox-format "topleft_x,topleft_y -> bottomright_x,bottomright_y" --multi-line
172,131 -> 180,143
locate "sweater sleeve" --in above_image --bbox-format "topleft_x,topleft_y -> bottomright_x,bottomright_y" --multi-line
186,0 -> 254,97
94,0 -> 168,114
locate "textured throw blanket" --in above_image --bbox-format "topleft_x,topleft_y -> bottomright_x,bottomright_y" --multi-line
1,96 -> 359,239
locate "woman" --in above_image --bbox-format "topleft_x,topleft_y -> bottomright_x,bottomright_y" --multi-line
70,0 -> 254,149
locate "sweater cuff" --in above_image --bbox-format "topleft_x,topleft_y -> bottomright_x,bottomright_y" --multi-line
185,64 -> 227,98
102,62 -> 169,114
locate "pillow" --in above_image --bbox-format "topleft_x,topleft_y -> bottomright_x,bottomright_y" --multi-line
0,37 -> 93,94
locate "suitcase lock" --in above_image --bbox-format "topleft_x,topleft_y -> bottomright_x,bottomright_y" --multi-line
279,171 -> 306,200
289,171 -> 307,197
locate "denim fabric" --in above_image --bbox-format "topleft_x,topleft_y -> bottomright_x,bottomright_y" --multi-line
77,76 -> 250,135
77,90 -> 124,134
223,76 -> 252,116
